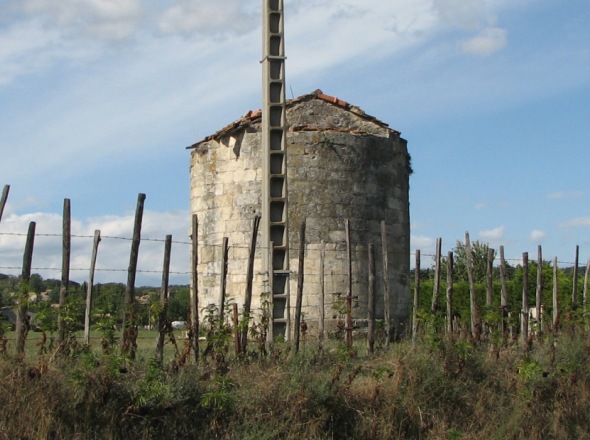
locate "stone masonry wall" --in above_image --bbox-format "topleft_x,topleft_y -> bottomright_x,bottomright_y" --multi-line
189,98 -> 410,337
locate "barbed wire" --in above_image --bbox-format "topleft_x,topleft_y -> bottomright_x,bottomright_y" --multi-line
0,231 -> 585,279
0,231 -> 192,245
0,266 -> 192,275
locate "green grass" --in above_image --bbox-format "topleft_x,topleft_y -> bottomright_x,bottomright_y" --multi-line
2,328 -> 188,362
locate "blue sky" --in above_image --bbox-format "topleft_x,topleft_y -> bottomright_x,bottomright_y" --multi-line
0,0 -> 589,285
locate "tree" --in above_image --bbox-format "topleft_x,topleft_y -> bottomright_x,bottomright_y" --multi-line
29,273 -> 44,293
449,240 -> 496,283
167,287 -> 190,321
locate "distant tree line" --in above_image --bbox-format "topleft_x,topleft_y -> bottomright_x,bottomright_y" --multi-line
411,240 -> 586,325
0,273 -> 190,331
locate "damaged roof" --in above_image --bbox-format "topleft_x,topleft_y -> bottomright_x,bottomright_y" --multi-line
186,89 -> 399,149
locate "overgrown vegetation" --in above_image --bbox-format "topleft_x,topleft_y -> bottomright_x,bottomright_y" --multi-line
2,329 -> 590,439
0,239 -> 589,439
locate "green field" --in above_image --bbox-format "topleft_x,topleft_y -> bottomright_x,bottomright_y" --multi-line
3,328 -> 189,363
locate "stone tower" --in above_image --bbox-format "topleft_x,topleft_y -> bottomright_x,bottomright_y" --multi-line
188,90 -> 411,337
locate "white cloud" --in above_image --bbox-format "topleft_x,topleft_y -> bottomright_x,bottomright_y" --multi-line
21,0 -> 142,40
0,210 -> 190,285
461,26 -> 507,56
286,0 -> 441,74
475,202 -> 486,210
546,191 -> 584,200
411,235 -> 435,251
0,22 -> 61,84
560,217 -> 590,228
433,0 -> 491,30
530,229 -> 545,241
157,0 -> 256,36
479,225 -> 505,241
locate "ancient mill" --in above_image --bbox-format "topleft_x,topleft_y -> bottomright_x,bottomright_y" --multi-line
187,0 -> 411,340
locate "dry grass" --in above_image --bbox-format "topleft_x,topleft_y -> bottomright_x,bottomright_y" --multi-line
0,332 -> 590,439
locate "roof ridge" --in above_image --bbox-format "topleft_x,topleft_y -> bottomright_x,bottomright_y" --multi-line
187,90 -> 396,149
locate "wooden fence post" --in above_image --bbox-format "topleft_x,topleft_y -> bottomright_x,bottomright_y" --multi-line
57,198 -> 71,345
381,221 -> 392,343
121,193 -> 145,359
318,240 -> 325,352
241,215 -> 260,353
0,184 -> 9,223
431,237 -> 441,314
16,221 -> 35,355
0,184 -> 8,314
584,259 -> 590,320
232,303 -> 241,356
553,257 -> 560,333
190,214 -> 199,364
521,252 -> 530,346
156,235 -> 172,363
294,220 -> 305,353
536,245 -> 543,334
465,232 -> 481,341
446,251 -> 454,335
84,230 -> 101,345
499,246 -> 509,333
345,219 -> 353,348
218,237 -> 229,321
486,248 -> 494,307
367,243 -> 376,354
412,250 -> 420,339
572,245 -> 579,310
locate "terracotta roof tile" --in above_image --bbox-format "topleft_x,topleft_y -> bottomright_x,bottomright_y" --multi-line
187,89 -> 398,149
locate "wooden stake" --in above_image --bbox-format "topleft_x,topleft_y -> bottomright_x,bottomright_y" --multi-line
412,250 -> 420,339
0,184 -> 9,223
446,251 -> 454,335
0,186 -> 9,309
345,219 -> 353,348
241,215 -> 260,353
465,232 -> 481,341
431,237 -> 442,314
294,220 -> 305,353
121,193 -> 145,359
381,221 -> 392,343
584,259 -> 590,316
486,248 -> 494,307
318,240 -> 325,352
535,245 -> 543,334
572,245 -> 579,310
499,246 -> 508,333
16,221 -> 35,355
156,235 -> 172,363
57,198 -> 71,344
190,214 -> 199,363
521,252 -> 529,345
232,303 -> 240,356
367,243 -> 376,354
84,230 -> 101,345
553,257 -> 560,333
218,237 -> 229,321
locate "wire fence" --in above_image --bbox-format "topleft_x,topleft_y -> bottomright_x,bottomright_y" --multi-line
0,229 -> 585,280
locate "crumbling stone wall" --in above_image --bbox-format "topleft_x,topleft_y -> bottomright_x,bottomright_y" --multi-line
189,97 -> 410,336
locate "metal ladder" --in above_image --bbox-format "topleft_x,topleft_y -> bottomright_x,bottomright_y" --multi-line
262,0 -> 289,341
